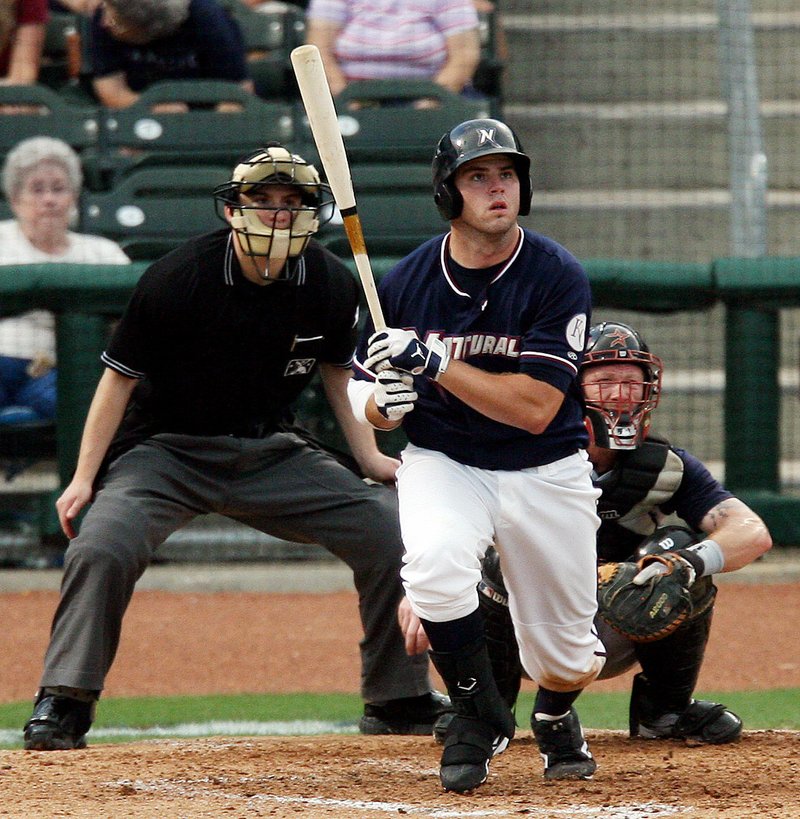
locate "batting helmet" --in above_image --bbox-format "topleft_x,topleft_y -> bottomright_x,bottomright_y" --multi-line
432,118 -> 532,220
581,321 -> 663,450
213,143 -> 333,277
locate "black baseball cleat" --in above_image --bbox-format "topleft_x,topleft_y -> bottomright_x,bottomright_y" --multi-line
632,699 -> 743,744
439,714 -> 511,793
532,707 -> 597,780
23,694 -> 94,751
359,690 -> 453,735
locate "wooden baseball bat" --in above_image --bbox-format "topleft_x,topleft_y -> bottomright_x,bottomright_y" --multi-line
290,44 -> 386,331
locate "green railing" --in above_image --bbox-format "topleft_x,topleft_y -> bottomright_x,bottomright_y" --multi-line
1,257 -> 798,544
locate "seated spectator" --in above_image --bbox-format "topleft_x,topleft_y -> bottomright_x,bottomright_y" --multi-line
305,0 -> 480,102
88,0 -> 254,111
0,136 -> 129,425
0,0 -> 48,85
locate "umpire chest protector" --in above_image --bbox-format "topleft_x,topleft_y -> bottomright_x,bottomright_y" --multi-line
595,436 -> 685,562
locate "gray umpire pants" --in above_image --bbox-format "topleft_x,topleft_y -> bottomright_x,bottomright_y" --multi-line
39,432 -> 431,703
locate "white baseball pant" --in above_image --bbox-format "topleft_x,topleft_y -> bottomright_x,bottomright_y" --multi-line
398,444 -> 606,691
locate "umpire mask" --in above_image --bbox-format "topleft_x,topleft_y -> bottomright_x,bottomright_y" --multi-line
214,144 -> 333,279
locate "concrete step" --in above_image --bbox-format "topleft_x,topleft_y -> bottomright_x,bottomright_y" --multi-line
506,100 -> 800,190
501,1 -> 799,14
503,12 -> 800,103
519,189 -> 800,261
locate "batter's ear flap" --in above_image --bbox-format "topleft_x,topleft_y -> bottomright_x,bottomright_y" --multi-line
434,179 -> 462,221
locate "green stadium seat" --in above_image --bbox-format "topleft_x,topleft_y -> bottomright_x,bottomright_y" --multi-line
227,1 -> 306,100
85,80 -> 294,189
39,11 -> 80,90
80,165 -> 231,259
297,79 -> 491,164
318,162 -> 444,258
0,84 -> 99,155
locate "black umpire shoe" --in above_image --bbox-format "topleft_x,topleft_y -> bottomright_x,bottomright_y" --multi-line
359,690 -> 453,735
23,694 -> 94,751
531,707 -> 597,780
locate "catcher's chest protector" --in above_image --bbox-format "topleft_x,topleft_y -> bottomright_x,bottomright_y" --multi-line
596,438 -> 683,562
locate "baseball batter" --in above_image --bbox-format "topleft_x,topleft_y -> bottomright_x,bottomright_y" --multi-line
22,144 -> 451,752
349,118 -> 606,792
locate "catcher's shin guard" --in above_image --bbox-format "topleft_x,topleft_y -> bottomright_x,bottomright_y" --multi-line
630,607 -> 742,744
629,673 -> 742,744
633,605 -> 712,717
430,637 -> 516,793
478,551 -> 523,710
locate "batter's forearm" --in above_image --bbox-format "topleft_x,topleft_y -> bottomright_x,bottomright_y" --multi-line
438,361 -> 563,435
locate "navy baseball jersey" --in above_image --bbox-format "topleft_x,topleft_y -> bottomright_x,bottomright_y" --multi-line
354,226 -> 592,469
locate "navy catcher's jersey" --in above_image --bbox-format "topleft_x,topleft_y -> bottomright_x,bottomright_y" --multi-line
596,442 -> 734,562
660,447 -> 733,528
354,227 -> 592,470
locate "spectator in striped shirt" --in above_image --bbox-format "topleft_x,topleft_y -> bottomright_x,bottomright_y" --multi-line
306,0 -> 481,102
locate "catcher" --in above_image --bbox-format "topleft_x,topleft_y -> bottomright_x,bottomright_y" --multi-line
402,320 -> 772,744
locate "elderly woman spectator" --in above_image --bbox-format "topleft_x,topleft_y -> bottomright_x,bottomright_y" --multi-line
305,0 -> 481,99
88,0 -> 253,110
0,0 -> 48,85
0,137 -> 129,425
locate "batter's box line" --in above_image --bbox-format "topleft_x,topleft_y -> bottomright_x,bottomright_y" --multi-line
108,779 -> 690,817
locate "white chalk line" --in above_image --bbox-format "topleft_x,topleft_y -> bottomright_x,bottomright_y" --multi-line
0,719 -> 358,745
108,777 -> 688,818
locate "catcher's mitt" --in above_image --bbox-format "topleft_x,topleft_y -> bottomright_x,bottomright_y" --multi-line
597,553 -> 694,643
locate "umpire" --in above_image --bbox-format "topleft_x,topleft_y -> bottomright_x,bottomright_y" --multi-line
23,144 -> 450,751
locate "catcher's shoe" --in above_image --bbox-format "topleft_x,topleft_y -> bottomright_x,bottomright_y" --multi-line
439,714 -> 511,793
23,694 -> 94,751
532,708 -> 597,781
633,700 -> 743,744
359,690 -> 453,736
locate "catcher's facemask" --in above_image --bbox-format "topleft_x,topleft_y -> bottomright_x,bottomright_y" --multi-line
213,144 -> 334,281
580,322 -> 663,450
582,369 -> 661,449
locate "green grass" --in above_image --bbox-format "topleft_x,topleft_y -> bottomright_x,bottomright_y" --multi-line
2,688 -> 797,750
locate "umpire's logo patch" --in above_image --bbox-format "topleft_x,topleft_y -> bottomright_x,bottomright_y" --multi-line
284,358 -> 316,376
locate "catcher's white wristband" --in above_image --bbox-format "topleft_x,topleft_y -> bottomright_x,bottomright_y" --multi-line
347,377 -> 379,428
685,539 -> 725,576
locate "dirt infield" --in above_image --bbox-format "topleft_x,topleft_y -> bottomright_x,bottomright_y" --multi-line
0,579 -> 798,816
1,732 -> 798,818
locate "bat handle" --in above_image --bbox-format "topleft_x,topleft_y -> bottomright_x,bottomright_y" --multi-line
343,213 -> 386,331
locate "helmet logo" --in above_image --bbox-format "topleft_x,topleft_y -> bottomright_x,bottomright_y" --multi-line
477,127 -> 499,146
607,328 -> 632,347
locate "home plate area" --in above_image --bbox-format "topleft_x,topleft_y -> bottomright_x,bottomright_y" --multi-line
2,731 -> 797,818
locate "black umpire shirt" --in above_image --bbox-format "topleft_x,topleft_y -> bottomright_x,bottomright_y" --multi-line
102,229 -> 359,449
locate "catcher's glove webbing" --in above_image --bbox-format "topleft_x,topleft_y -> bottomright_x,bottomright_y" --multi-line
597,553 -> 694,643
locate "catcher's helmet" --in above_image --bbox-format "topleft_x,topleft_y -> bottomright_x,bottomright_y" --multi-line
432,118 -> 532,220
213,143 -> 333,279
581,321 -> 663,450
